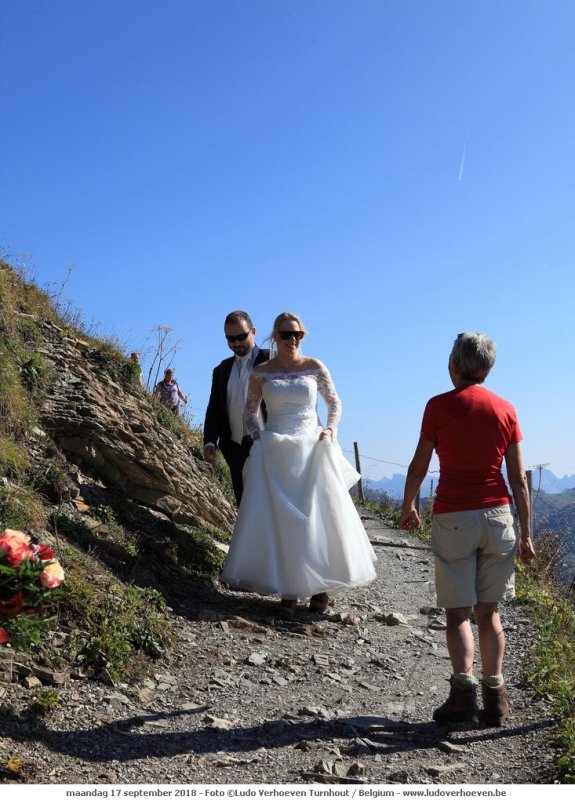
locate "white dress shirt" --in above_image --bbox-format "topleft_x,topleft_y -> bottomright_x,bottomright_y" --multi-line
227,346 -> 262,444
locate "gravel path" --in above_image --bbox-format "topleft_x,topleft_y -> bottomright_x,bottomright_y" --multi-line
0,512 -> 559,786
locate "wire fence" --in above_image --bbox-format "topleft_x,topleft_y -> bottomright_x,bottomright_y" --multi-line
342,441 -> 560,537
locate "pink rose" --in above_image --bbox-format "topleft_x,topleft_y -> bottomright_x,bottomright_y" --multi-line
0,529 -> 33,567
0,627 -> 10,644
39,560 -> 65,589
0,529 -> 30,546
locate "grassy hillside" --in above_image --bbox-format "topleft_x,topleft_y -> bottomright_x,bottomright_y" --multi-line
0,258 -> 231,680
534,488 -> 575,535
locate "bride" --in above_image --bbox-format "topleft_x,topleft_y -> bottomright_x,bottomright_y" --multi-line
220,312 -> 376,615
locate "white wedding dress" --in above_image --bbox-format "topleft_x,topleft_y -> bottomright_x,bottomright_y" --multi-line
220,365 -> 377,599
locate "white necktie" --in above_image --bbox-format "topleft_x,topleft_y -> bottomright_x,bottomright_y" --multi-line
230,357 -> 249,444
239,358 -> 249,399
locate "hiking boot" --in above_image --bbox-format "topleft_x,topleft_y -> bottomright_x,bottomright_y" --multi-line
481,681 -> 510,727
433,677 -> 479,725
277,598 -> 298,618
309,593 -> 329,613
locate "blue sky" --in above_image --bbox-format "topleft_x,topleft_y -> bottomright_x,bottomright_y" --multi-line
1,1 -> 574,482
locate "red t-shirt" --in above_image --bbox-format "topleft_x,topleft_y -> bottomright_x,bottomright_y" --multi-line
421,384 -> 522,514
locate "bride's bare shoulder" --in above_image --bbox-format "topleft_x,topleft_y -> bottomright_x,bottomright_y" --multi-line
254,358 -> 279,374
301,357 -> 326,371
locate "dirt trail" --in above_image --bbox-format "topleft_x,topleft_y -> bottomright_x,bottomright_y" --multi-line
0,512 -> 558,785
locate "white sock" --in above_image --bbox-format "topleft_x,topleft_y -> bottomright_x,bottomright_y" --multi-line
452,672 -> 478,687
482,674 -> 504,687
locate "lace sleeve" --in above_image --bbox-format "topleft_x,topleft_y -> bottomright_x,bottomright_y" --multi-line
243,373 -> 264,437
316,366 -> 342,432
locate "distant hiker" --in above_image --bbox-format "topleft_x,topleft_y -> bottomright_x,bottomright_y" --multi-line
154,368 -> 188,414
400,333 -> 535,727
203,310 -> 269,506
130,351 -> 144,386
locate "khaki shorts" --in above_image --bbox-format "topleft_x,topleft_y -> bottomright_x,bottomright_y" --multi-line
431,505 -> 519,608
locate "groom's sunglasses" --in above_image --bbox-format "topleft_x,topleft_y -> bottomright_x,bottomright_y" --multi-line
226,332 -> 251,343
278,331 -> 304,341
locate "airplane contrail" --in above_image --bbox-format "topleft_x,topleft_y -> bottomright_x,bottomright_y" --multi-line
458,130 -> 469,183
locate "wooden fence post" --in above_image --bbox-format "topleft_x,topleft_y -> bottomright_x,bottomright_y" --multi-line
526,469 -> 533,536
353,442 -> 364,501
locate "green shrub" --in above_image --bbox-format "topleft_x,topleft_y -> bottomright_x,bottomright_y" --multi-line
124,357 -> 143,387
60,555 -> 175,680
200,523 -> 232,546
174,526 -> 227,573
18,352 -> 49,393
91,337 -> 125,360
515,566 -> 575,783
0,435 -> 29,475
0,484 -> 47,530
210,459 -> 235,506
0,345 -> 36,436
151,397 -> 204,453
355,496 -> 402,527
50,511 -> 91,544
16,314 -> 42,344
4,612 -> 58,654
31,689 -> 61,715
91,504 -> 118,528
35,462 -> 73,503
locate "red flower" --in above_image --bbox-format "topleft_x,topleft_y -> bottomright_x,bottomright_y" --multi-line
39,560 -> 65,589
0,590 -> 25,619
37,544 -> 55,561
0,529 -> 33,567
0,627 -> 10,644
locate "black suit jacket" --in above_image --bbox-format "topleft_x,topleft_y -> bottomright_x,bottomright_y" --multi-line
203,348 -> 270,453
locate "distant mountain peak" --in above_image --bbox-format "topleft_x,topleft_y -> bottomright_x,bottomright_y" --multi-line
366,468 -> 575,498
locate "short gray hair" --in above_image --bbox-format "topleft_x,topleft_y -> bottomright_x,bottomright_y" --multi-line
450,333 -> 496,383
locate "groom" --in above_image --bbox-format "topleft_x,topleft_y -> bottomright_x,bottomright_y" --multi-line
203,310 -> 269,505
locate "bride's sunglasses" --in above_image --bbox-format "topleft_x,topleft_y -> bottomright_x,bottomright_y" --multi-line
226,332 -> 251,343
278,331 -> 304,341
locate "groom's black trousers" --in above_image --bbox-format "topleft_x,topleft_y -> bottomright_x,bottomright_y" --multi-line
221,436 -> 254,507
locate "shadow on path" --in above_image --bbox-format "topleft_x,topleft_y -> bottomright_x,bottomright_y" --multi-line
0,705 -> 556,765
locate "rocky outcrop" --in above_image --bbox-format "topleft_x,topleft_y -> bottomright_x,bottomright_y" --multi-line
35,319 -> 235,532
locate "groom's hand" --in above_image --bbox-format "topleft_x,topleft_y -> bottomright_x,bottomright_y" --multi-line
204,445 -> 216,464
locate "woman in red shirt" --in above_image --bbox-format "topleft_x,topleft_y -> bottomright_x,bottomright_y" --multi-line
401,333 -> 535,726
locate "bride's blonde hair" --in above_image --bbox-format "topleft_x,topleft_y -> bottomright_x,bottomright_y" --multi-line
271,312 -> 308,341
